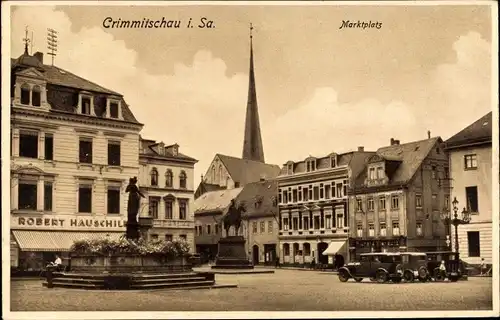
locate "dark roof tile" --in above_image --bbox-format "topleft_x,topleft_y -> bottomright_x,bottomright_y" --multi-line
216,154 -> 281,185
445,112 -> 492,148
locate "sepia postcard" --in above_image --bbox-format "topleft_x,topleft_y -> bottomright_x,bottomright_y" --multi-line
1,1 -> 498,319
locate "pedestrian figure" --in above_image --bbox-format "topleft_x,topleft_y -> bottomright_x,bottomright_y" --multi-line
439,260 -> 447,279
480,258 -> 485,276
311,258 -> 316,270
275,256 -> 280,268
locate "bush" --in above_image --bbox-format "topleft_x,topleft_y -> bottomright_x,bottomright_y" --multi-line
70,236 -> 190,258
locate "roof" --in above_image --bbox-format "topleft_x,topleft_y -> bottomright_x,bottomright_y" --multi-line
139,136 -> 197,162
216,154 -> 281,186
11,53 -> 140,124
445,112 -> 492,149
353,137 -> 441,189
194,187 -> 244,214
234,179 -> 278,219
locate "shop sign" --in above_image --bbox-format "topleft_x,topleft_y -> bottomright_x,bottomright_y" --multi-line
11,214 -> 127,231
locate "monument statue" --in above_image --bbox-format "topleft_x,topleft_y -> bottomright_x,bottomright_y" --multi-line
223,199 -> 246,237
125,177 -> 145,240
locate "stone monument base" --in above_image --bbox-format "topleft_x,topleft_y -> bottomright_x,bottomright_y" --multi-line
212,236 -> 254,269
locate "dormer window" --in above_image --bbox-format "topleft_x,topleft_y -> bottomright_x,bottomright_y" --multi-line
286,161 -> 294,175
306,159 -> 316,172
78,92 -> 95,116
110,102 -> 119,118
20,84 -> 30,105
330,153 -> 337,168
82,97 -> 91,115
32,85 -> 41,106
106,98 -> 123,120
172,145 -> 179,156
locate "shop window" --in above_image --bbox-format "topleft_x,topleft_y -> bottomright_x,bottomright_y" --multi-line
78,185 -> 92,213
44,182 -> 53,211
19,131 -> 38,158
107,187 -> 120,214
19,181 -> 37,210
107,141 -> 121,166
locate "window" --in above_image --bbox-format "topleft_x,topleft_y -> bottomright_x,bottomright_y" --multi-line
107,187 -> 120,214
149,198 -> 159,219
253,222 -> 258,234
197,226 -> 202,235
283,243 -> 290,256
303,217 -> 309,230
207,225 -> 211,235
416,222 -> 423,236
343,180 -> 348,197
379,223 -> 387,237
379,197 -> 386,210
151,234 -> 159,240
292,217 -> 298,230
377,167 -> 384,179
32,86 -> 41,106
179,171 -> 187,189
415,194 -> 422,208
336,214 -> 344,229
260,221 -> 265,233
431,194 -> 438,210
82,97 -> 91,115
44,134 -> 53,160
466,186 -> 478,212
107,141 -> 121,166
19,131 -> 38,158
391,195 -> 399,210
44,182 -> 53,211
79,139 -> 93,164
356,224 -> 363,237
179,235 -> 187,241
20,84 -> 30,105
110,102 -> 119,118
313,186 -> 319,200
324,185 -> 331,199
215,224 -> 219,234
336,183 -> 343,198
367,198 -> 375,211
292,189 -> 298,202
150,168 -> 158,186
303,243 -> 311,256
165,170 -> 173,187
369,167 -> 376,180
368,224 -> 375,237
331,156 -> 336,168
234,182 -> 240,188
19,181 -> 37,210
303,187 -> 309,201
464,154 -> 477,169
283,218 -> 289,231
307,160 -> 316,172
179,200 -> 187,220
392,221 -> 400,236
356,198 -> 363,212
325,215 -> 332,229
78,184 -> 92,213
165,234 -> 173,242
268,221 -> 273,233
467,231 -> 480,257
165,200 -> 173,219
313,216 -> 320,230
431,166 -> 437,179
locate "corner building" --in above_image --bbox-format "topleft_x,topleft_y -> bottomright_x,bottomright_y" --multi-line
10,48 -> 143,271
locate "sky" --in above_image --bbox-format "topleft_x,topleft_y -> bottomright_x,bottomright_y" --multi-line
9,3 -> 494,187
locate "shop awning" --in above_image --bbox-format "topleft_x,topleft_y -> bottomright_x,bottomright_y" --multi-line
322,240 -> 347,256
11,231 -> 124,252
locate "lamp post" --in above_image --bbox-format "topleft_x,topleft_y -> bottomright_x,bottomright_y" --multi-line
441,197 -> 471,253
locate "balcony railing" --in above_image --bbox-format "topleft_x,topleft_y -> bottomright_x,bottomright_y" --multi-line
153,219 -> 194,228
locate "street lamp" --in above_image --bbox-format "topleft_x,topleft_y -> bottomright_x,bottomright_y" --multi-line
441,197 -> 471,253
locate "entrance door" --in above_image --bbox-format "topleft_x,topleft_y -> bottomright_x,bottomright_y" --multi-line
252,245 -> 259,265
264,244 -> 276,265
317,242 -> 328,265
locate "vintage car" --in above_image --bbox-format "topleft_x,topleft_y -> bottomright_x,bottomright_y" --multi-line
338,252 -> 403,283
425,251 -> 463,282
400,252 -> 430,282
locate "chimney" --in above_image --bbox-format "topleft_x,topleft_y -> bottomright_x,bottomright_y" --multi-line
427,130 -> 431,139
358,146 -> 364,152
390,138 -> 400,146
390,138 -> 395,145
395,140 -> 400,145
34,52 -> 43,64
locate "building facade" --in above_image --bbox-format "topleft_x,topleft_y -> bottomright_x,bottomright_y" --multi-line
10,48 -> 143,271
277,149 -> 374,266
138,138 -> 197,251
445,112 -> 492,265
234,179 -> 280,265
349,137 -> 449,258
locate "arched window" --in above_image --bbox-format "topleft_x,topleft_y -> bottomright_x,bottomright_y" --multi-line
32,85 -> 41,107
165,169 -> 173,188
218,165 -> 223,184
179,171 -> 187,189
20,83 -> 30,105
211,166 -> 216,183
150,168 -> 158,186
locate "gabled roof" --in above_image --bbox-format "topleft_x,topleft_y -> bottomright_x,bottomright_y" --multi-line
445,112 -> 492,149
216,154 -> 281,186
194,188 -> 244,215
234,179 -> 278,219
139,136 -> 197,162
353,137 -> 442,189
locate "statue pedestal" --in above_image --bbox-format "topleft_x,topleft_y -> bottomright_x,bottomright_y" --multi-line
126,221 -> 140,240
212,236 -> 254,269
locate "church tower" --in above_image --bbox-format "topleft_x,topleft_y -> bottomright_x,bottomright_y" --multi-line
242,24 -> 265,163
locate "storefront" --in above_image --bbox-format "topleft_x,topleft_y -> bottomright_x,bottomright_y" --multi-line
349,237 -> 408,260
11,214 -> 127,273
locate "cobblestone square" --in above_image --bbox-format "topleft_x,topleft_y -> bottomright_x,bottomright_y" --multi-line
10,269 -> 493,312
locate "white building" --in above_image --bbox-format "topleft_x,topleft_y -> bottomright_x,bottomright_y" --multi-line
10,48 -> 143,271
138,138 -> 197,251
445,112 -> 492,265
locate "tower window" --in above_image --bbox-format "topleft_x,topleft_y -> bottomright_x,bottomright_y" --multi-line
32,85 -> 41,107
20,84 -> 30,105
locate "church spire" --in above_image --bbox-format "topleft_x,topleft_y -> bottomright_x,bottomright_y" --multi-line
242,23 -> 265,163
23,26 -> 30,55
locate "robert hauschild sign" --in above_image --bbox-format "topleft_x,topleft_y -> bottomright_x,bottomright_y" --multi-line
11,214 -> 127,231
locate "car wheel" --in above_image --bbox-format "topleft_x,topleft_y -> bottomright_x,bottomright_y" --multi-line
376,270 -> 388,283
403,270 -> 414,282
338,270 -> 350,282
354,277 -> 363,282
418,267 -> 428,282
433,268 -> 444,282
369,277 -> 377,282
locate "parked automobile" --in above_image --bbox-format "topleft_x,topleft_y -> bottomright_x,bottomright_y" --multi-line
338,252 -> 403,283
400,252 -> 430,282
425,251 -> 463,282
